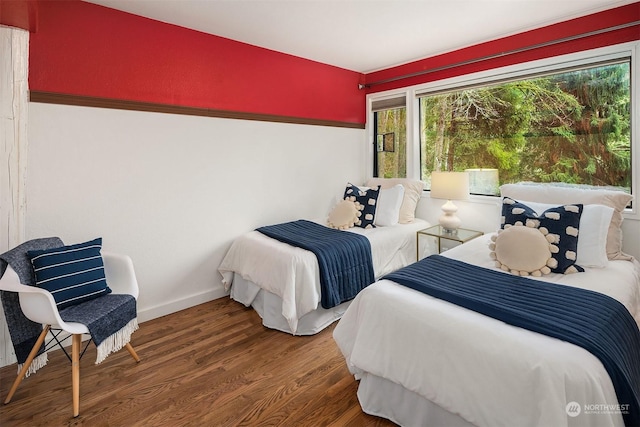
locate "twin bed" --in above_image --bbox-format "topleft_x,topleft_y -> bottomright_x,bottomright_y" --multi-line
334,183 -> 640,427
218,178 -> 427,335
219,218 -> 428,335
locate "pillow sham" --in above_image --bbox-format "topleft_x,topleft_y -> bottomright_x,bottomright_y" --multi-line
366,178 -> 424,224
28,237 -> 111,309
501,197 -> 584,274
521,200 -> 613,268
327,199 -> 361,230
500,183 -> 632,260
374,184 -> 405,226
344,183 -> 380,229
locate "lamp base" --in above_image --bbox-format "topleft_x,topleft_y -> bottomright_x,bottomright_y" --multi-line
438,200 -> 461,232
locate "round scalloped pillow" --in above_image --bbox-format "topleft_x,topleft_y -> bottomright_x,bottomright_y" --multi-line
489,224 -> 557,277
327,199 -> 361,230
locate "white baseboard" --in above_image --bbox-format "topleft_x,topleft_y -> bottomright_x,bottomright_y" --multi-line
137,287 -> 229,323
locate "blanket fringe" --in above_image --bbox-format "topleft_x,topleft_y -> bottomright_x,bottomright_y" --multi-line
95,318 -> 139,365
18,352 -> 49,378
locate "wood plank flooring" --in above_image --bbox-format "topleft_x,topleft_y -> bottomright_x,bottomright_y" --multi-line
0,298 -> 396,426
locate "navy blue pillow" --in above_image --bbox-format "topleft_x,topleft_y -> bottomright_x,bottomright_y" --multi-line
28,238 -> 111,309
501,197 -> 584,274
343,183 -> 380,229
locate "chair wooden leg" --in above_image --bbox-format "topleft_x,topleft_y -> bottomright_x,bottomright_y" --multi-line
4,325 -> 51,404
72,334 -> 81,417
124,343 -> 141,363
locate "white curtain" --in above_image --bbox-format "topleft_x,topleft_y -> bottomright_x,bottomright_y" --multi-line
0,25 -> 29,367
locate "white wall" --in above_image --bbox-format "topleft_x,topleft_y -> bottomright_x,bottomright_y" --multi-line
416,196 -> 640,259
7,102 -> 365,344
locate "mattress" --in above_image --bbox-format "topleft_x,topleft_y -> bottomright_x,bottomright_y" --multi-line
333,234 -> 640,427
219,218 -> 430,334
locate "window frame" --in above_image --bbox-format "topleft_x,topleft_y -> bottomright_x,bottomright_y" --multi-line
366,41 -> 639,218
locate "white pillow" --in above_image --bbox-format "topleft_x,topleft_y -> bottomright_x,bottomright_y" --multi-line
515,200 -> 614,268
366,178 -> 424,224
374,184 -> 405,226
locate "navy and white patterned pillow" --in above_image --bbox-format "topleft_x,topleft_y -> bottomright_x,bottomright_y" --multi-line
28,237 -> 112,309
343,183 -> 380,229
501,197 -> 584,274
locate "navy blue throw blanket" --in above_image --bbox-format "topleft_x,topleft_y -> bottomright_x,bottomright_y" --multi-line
59,294 -> 136,346
385,255 -> 640,426
257,220 -> 375,309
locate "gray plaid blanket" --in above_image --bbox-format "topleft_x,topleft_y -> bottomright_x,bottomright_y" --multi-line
0,237 -> 63,375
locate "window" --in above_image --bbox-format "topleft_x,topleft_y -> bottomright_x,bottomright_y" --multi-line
418,59 -> 632,196
373,96 -> 406,178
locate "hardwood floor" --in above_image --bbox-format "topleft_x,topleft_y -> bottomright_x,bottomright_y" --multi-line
0,298 -> 396,426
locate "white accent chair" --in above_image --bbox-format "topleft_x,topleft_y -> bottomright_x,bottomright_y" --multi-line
0,252 -> 141,417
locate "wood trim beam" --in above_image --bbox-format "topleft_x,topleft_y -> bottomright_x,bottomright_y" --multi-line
29,91 -> 365,129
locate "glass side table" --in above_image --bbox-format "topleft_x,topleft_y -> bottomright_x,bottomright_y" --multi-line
417,225 -> 484,259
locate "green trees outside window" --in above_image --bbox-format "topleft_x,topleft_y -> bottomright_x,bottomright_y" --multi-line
419,60 -> 631,195
375,107 -> 407,178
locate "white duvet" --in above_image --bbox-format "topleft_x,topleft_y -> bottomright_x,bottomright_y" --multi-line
218,218 -> 429,333
333,235 -> 640,427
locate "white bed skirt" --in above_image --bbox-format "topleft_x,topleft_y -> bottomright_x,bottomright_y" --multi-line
230,273 -> 351,335
357,373 -> 476,427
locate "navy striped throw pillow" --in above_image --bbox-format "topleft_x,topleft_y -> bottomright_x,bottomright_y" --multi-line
28,238 -> 111,309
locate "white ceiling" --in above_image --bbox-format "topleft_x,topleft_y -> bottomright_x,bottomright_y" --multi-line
86,0 -> 636,73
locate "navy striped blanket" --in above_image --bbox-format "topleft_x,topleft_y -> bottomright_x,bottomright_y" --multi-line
257,220 -> 375,309
385,255 -> 640,427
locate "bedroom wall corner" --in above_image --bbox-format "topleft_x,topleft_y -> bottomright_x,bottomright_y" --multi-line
19,103 -> 367,363
0,25 -> 30,370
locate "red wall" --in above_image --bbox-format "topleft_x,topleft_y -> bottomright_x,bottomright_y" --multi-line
28,0 -> 366,126
365,2 -> 640,93
24,1 -> 640,124
0,0 -> 38,32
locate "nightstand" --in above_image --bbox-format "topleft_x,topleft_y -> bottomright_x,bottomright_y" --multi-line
417,225 -> 483,259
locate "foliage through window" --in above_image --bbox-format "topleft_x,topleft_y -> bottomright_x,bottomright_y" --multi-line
374,104 -> 406,179
419,60 -> 632,196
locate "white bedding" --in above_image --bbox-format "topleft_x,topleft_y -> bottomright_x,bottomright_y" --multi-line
333,234 -> 640,427
218,218 -> 430,334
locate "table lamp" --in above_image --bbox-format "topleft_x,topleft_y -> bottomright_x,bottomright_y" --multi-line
430,171 -> 469,232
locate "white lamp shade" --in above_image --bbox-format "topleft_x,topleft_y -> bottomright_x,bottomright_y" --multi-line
430,171 -> 470,200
